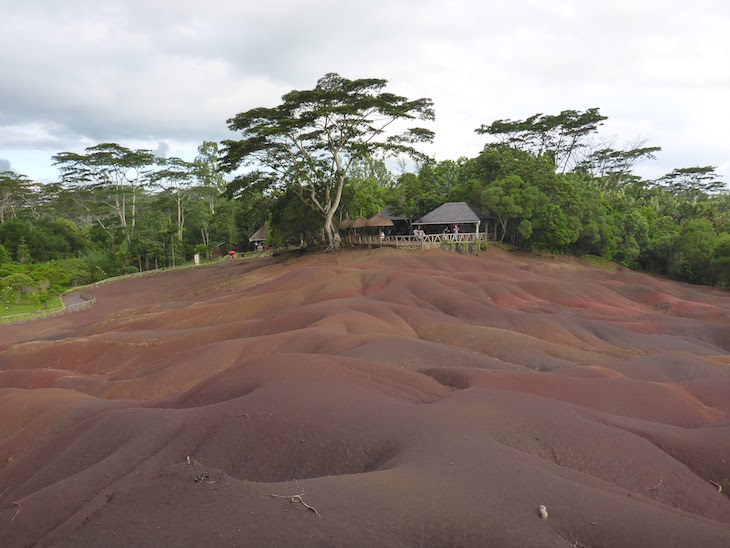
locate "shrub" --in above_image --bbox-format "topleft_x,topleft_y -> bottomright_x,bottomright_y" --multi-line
2,272 -> 34,304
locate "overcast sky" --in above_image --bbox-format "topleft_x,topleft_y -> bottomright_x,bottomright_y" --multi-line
1,0 -> 729,185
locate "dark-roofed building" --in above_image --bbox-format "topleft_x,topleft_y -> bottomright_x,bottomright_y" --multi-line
413,202 -> 482,236
381,205 -> 407,222
249,226 -> 267,248
380,205 -> 410,235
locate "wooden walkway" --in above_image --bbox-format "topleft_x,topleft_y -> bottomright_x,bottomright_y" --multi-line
344,231 -> 488,250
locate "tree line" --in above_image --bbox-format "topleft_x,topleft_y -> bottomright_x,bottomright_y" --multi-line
1,72 -> 729,310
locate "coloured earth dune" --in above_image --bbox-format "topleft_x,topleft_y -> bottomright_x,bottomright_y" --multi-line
0,247 -> 729,546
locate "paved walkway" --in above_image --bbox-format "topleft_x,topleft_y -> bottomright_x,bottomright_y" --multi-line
61,291 -> 86,307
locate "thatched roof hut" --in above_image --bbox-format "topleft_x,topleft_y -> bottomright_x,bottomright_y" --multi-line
350,215 -> 368,229
366,212 -> 394,227
249,226 -> 267,242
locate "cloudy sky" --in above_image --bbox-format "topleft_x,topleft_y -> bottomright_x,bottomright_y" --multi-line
1,0 -> 729,184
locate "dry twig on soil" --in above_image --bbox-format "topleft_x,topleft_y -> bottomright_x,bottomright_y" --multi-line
709,480 -> 722,493
555,532 -> 584,547
646,474 -> 663,490
270,493 -> 321,518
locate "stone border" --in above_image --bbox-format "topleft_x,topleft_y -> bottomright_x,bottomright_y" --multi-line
0,259 -> 230,325
0,290 -> 96,325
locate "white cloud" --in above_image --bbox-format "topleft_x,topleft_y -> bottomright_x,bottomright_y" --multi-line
1,0 -> 728,182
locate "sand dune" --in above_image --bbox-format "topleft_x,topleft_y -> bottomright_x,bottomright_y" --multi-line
1,247 -> 729,546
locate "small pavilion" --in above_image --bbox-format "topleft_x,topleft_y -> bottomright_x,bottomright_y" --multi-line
249,226 -> 267,249
413,202 -> 481,237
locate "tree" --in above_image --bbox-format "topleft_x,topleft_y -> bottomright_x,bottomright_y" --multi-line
150,157 -> 197,241
53,143 -> 156,243
2,272 -> 34,304
657,166 -> 725,199
194,141 -> 227,215
575,139 -> 661,193
220,73 -> 434,249
192,141 -> 227,255
476,108 -> 607,172
268,188 -> 322,247
130,209 -> 169,270
711,233 -> 730,287
16,237 -> 30,264
666,219 -> 718,285
339,156 -> 392,220
0,171 -> 32,223
212,198 -> 245,252
480,175 -> 539,244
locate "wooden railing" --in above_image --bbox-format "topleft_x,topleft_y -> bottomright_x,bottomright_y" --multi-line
344,232 -> 488,249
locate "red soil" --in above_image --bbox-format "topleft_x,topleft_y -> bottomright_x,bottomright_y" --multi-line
1,247 -> 729,546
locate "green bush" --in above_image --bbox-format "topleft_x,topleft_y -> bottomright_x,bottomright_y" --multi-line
80,251 -> 124,282
2,272 -> 35,304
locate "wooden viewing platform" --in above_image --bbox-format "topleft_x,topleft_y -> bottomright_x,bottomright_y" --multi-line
343,231 -> 489,250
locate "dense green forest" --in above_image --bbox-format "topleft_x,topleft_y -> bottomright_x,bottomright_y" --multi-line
1,75 -> 729,312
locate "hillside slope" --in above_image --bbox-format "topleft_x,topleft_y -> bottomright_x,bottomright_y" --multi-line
1,247 -> 729,547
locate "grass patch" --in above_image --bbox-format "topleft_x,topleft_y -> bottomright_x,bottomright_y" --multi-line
580,254 -> 620,272
0,295 -> 64,318
495,242 -> 522,252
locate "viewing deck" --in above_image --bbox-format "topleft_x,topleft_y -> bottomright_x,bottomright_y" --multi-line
343,231 -> 489,250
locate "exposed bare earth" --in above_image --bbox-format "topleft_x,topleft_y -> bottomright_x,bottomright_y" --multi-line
1,247 -> 729,547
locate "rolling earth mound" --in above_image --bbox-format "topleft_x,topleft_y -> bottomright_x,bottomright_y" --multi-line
1,247 -> 729,547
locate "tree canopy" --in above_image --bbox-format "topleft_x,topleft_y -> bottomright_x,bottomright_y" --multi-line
220,72 -> 434,249
476,108 -> 607,172
3,91 -> 730,310
53,143 -> 156,243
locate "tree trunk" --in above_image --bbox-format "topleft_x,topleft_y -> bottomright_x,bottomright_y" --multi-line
201,224 -> 211,259
323,174 -> 345,250
131,187 -> 137,231
323,218 -> 342,249
178,197 -> 184,241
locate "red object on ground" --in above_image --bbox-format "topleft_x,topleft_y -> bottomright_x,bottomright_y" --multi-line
228,251 -> 235,255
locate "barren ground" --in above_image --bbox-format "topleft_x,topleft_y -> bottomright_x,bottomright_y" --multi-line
1,247 -> 729,547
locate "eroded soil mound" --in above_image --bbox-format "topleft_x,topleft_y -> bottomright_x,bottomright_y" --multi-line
1,248 -> 729,547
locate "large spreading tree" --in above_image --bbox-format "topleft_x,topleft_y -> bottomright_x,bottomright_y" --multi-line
0,171 -> 32,223
150,157 -> 198,242
220,73 -> 434,249
53,143 -> 156,243
476,108 -> 607,173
